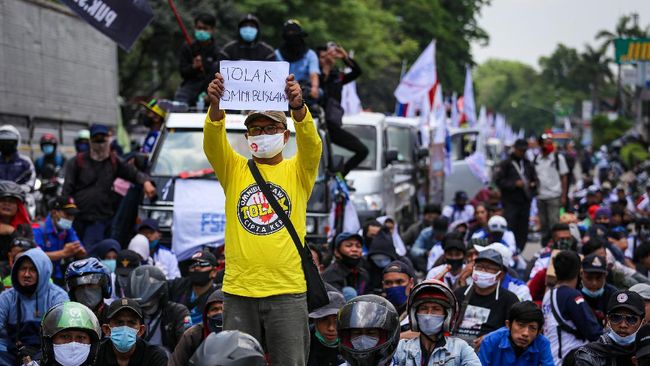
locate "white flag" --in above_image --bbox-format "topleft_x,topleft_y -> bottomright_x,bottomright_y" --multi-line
394,41 -> 437,104
463,65 -> 477,127
450,92 -> 459,128
342,80 -> 362,115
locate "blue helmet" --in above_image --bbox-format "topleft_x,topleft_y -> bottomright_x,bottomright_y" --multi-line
65,257 -> 112,299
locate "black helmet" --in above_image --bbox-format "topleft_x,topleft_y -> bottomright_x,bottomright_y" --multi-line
129,265 -> 168,316
238,13 -> 260,28
189,330 -> 266,366
338,295 -> 399,366
41,302 -> 101,366
408,279 -> 458,333
0,180 -> 25,202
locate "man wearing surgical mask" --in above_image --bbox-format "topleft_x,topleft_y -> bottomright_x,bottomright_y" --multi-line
33,195 -> 86,286
453,249 -> 519,349
221,14 -> 276,61
204,73 -> 322,365
96,298 -> 168,366
573,290 -> 646,366
63,124 -> 157,248
580,253 -> 618,325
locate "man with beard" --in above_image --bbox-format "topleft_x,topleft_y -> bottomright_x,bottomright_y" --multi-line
275,20 -> 320,103
63,124 -> 157,247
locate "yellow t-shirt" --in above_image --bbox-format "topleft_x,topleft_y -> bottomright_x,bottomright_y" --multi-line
203,107 -> 322,297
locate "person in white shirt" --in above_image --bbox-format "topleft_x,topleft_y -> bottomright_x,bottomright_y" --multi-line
533,134 -> 569,240
442,191 -> 475,224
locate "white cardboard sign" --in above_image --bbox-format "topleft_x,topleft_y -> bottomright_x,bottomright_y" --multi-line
220,60 -> 290,111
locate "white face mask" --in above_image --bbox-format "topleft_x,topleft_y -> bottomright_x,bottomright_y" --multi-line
247,133 -> 286,159
472,269 -> 500,289
351,335 -> 379,350
53,342 -> 91,366
417,313 -> 445,335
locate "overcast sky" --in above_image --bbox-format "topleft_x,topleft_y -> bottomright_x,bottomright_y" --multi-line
471,0 -> 650,68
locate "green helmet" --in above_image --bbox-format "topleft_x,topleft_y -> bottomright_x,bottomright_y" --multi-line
41,302 -> 101,366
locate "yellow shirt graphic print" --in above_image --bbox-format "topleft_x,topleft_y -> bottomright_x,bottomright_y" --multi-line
238,182 -> 291,235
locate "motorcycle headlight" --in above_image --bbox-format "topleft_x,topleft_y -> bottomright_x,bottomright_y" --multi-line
149,210 -> 173,228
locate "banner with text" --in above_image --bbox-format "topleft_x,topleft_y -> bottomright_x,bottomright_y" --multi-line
220,60 -> 290,111
59,0 -> 154,50
172,179 -> 226,261
615,38 -> 650,64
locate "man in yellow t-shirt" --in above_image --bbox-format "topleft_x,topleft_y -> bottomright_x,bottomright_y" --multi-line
204,72 -> 322,365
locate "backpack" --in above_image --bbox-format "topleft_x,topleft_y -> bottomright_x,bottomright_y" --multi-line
533,151 -> 562,173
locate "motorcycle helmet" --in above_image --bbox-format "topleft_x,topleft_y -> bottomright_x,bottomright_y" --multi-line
40,133 -> 58,151
189,330 -> 266,366
0,125 -> 20,156
129,265 -> 168,316
338,294 -> 399,366
41,301 -> 101,366
66,258 -> 112,309
408,279 -> 459,333
0,180 -> 25,203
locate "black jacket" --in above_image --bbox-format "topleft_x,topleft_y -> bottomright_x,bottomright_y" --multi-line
495,154 -> 537,205
220,39 -> 276,61
572,334 -> 635,366
167,277 -> 218,317
179,41 -> 221,84
365,230 -> 400,294
144,301 -> 189,352
307,326 -> 345,366
319,58 -> 362,104
62,153 -> 148,221
322,261 -> 369,295
95,338 -> 168,366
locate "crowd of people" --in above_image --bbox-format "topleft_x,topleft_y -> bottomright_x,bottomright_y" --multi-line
2,9 -> 650,366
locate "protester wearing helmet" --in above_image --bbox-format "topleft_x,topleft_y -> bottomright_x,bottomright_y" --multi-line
0,248 -> 69,364
168,250 -> 220,325
189,330 -> 267,366
337,294 -> 399,366
393,279 -> 481,366
95,298 -> 168,366
307,289 -> 346,366
452,249 -> 519,349
477,300 -> 553,366
128,265 -> 190,352
275,19 -> 320,101
33,195 -> 86,286
40,302 -> 101,366
221,14 -> 276,62
322,232 -> 368,296
0,125 -> 36,193
0,180 -> 33,262
169,289 -> 224,366
35,133 -> 66,180
66,258 -> 112,323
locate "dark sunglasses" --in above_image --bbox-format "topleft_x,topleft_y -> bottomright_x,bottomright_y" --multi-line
608,313 -> 640,325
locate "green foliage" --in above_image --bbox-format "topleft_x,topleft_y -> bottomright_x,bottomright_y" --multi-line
620,142 -> 650,169
591,114 -> 632,147
118,0 -> 490,113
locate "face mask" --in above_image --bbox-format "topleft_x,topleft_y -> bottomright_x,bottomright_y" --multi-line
57,217 -> 73,230
315,330 -> 338,347
53,342 -> 91,366
0,141 -> 17,156
608,328 -> 638,346
102,259 -> 116,273
384,286 -> 408,308
207,313 -> 223,334
74,287 -> 103,309
76,142 -> 89,153
239,26 -> 258,42
247,133 -> 286,159
89,141 -> 109,160
543,144 -> 555,155
195,29 -> 212,42
581,286 -> 605,298
110,325 -> 138,353
371,254 -> 392,269
447,258 -> 464,272
340,255 -> 360,268
42,144 -> 55,155
149,239 -> 159,250
189,270 -> 212,286
350,335 -> 379,350
417,313 -> 445,336
472,269 -> 500,289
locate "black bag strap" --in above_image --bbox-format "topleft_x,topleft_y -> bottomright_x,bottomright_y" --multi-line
247,159 -> 305,255
452,286 -> 474,335
550,288 -> 582,338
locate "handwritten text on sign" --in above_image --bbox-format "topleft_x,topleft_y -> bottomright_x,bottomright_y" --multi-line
220,61 -> 290,111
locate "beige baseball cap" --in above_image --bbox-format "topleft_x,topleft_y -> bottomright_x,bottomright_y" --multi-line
244,111 -> 287,126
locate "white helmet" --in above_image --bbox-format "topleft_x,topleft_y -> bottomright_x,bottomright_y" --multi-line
488,215 -> 508,233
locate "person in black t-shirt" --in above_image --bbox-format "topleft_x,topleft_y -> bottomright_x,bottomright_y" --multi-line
96,298 -> 168,366
453,248 -> 520,350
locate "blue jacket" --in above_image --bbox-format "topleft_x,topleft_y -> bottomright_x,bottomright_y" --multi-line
0,248 -> 69,360
411,227 -> 439,257
0,152 -> 35,191
32,214 -> 82,279
393,336 -> 481,366
478,326 -> 554,366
